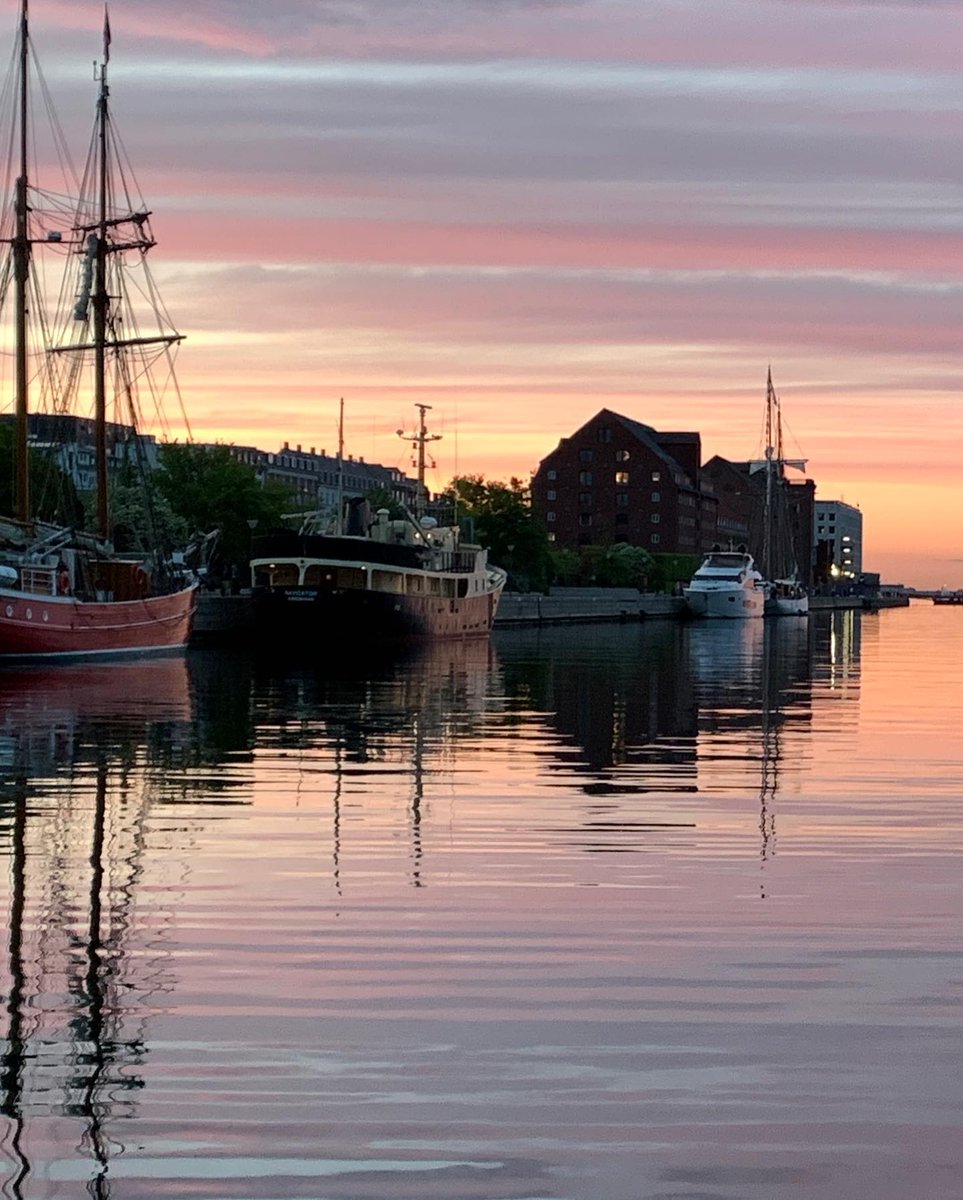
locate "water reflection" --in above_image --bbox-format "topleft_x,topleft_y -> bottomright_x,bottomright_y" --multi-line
0,656 -> 239,1197
249,639 -> 500,892
0,613 -> 868,1197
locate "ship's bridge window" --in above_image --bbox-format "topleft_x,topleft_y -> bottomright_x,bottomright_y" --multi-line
336,567 -> 366,589
267,563 -> 299,587
304,564 -> 335,586
457,578 -> 469,598
372,569 -> 404,594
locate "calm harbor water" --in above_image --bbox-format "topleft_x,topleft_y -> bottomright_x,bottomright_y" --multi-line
2,603 -> 962,1199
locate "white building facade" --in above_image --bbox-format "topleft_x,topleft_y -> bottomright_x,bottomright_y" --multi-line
814,499 -> 862,580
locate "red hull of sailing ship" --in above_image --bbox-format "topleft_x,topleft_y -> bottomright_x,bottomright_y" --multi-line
0,584 -> 196,659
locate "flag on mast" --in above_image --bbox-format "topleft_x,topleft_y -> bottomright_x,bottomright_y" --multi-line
103,5 -> 111,62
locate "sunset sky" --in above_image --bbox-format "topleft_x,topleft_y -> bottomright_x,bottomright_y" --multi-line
12,0 -> 963,587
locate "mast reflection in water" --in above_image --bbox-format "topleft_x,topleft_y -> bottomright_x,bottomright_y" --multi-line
0,657 -> 249,1197
33,608 -> 963,1200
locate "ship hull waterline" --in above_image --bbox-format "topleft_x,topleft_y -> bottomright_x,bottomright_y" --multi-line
0,584 -> 197,661
683,586 -> 766,619
254,585 -> 501,644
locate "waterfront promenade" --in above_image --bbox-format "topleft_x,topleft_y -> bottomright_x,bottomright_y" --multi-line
193,587 -> 883,639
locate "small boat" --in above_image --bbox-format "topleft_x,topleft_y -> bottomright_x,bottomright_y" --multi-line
0,4 -> 196,660
754,370 -> 809,617
683,549 -> 766,619
932,590 -> 963,606
251,406 -> 506,643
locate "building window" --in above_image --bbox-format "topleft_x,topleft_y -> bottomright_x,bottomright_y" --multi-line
616,493 -> 629,507
547,511 -> 556,522
547,489 -> 557,501
651,513 -> 660,524
614,471 -> 629,485
615,449 -> 630,462
579,449 -> 593,462
598,427 -> 612,443
579,513 -> 592,526
578,471 -> 592,485
547,532 -> 556,542
547,469 -> 557,481
651,470 -> 661,482
651,533 -> 660,545
579,492 -> 592,506
651,491 -> 660,502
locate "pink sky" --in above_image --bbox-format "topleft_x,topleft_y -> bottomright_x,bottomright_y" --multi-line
11,0 -> 963,587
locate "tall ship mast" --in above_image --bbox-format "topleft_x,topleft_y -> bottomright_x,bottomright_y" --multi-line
753,368 -> 809,617
0,2 -> 196,659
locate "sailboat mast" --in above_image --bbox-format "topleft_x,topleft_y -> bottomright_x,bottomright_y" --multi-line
93,16 -> 111,539
13,0 -> 30,522
336,397 -> 344,535
764,368 -> 775,578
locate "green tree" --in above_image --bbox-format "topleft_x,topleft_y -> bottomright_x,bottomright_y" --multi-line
155,445 -> 296,570
103,463 -> 189,554
0,425 -> 84,526
548,546 -> 580,586
595,543 -> 654,588
441,474 -> 552,592
648,551 -> 702,594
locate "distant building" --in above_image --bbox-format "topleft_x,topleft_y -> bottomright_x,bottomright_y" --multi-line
3,412 -> 420,517
203,440 -> 418,518
531,409 -> 718,555
2,412 -> 161,490
814,498 -> 862,584
701,456 -> 816,588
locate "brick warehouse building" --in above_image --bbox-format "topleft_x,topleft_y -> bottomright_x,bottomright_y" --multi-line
531,410 -> 718,555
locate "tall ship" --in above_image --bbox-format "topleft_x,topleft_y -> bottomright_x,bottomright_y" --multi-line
251,404 -> 507,642
683,549 -> 767,619
0,3 -> 196,660
752,369 -> 809,617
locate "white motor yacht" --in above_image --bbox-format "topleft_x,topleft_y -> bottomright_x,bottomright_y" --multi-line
683,551 -> 766,619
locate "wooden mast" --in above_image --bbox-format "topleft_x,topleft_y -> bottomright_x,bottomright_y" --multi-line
13,0 -> 30,522
93,9 -> 110,539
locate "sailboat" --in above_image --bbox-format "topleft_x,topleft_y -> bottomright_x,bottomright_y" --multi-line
0,2 -> 196,660
751,369 -> 809,617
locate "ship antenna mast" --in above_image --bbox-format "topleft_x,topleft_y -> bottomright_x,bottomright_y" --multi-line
397,403 -> 441,515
